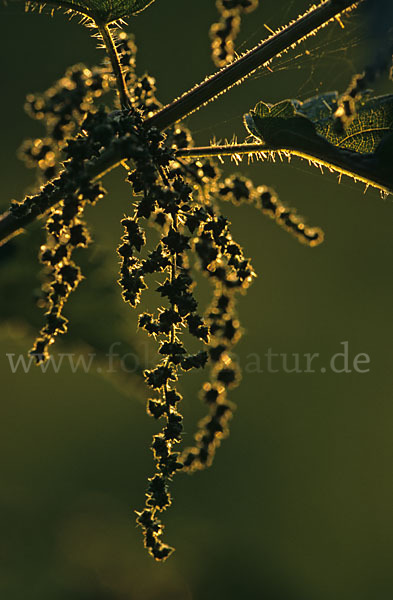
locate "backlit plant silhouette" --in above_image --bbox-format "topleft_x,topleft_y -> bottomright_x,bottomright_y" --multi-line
1,0 -> 392,560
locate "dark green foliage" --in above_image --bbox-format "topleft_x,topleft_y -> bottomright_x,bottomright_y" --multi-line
245,93 -> 393,155
244,91 -> 393,194
25,0 -> 156,23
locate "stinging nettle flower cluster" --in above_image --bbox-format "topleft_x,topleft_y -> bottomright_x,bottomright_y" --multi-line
3,0 -> 390,561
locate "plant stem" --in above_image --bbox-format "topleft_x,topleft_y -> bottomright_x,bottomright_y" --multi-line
0,0 -> 363,245
96,22 -> 131,109
145,0 -> 361,131
0,155 -> 119,246
175,143 -> 393,194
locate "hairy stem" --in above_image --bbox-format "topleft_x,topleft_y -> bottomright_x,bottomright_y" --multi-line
145,0 -> 361,130
0,156 -> 116,246
176,143 -> 393,194
0,0 -> 363,245
96,22 -> 131,109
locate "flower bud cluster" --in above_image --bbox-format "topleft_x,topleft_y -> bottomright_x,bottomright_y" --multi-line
218,175 -> 324,246
210,0 -> 259,67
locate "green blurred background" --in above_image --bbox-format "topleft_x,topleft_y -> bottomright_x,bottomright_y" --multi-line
0,1 -> 392,598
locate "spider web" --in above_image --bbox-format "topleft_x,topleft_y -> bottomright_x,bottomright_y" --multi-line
190,0 -> 375,144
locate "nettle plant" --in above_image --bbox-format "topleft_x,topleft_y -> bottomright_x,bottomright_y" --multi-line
1,0 -> 392,560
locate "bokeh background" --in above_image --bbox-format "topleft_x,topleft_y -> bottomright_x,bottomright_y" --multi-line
0,1 -> 392,598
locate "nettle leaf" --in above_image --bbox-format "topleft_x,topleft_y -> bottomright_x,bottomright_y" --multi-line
25,0 -> 156,23
244,98 -> 319,150
245,93 -> 393,154
244,93 -> 393,193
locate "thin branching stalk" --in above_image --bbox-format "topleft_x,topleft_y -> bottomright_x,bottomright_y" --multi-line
96,22 -> 131,108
